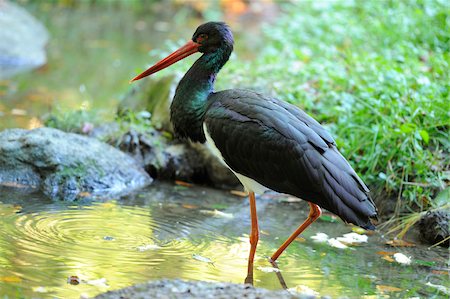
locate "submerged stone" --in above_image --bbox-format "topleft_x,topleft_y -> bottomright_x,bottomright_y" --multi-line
0,127 -> 152,200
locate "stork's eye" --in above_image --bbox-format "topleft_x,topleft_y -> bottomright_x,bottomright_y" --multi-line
197,33 -> 208,43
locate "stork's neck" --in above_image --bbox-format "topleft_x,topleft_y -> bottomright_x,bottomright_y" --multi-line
170,46 -> 232,142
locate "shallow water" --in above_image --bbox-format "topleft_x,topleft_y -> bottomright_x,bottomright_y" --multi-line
0,182 -> 448,298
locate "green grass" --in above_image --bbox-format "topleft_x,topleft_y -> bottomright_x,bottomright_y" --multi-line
16,0 -> 449,218
215,0 -> 449,214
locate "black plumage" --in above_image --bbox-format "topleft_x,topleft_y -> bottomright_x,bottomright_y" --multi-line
131,22 -> 378,265
204,89 -> 376,229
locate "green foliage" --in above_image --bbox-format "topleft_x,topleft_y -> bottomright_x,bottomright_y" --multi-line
44,108 -> 102,133
218,0 -> 449,211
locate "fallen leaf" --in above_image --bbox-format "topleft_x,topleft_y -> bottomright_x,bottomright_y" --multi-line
192,254 -> 214,265
431,270 -> 449,275
257,266 -> 281,273
283,196 -> 302,203
32,286 -> 47,293
11,108 -> 27,116
0,276 -> 22,283
381,255 -> 395,262
376,285 -> 402,292
199,209 -> 233,219
385,239 -> 416,247
230,190 -> 247,197
351,227 -> 367,234
137,244 -> 160,251
175,180 -> 193,187
311,232 -> 329,242
337,232 -> 368,244
86,278 -> 108,288
327,238 -> 348,249
0,182 -> 34,188
393,253 -> 412,265
182,204 -> 198,209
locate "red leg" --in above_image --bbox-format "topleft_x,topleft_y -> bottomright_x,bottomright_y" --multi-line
270,202 -> 321,262
245,192 -> 259,284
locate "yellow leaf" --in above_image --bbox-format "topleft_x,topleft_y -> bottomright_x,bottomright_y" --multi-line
0,276 -> 22,283
230,190 -> 248,197
376,285 -> 402,292
385,239 -> 416,247
175,180 -> 193,187
182,204 -> 198,209
381,255 -> 395,262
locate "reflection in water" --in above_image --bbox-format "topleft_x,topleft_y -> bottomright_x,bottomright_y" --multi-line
0,182 -> 448,298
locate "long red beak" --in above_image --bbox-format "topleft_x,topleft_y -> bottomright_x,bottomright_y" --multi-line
130,40 -> 201,82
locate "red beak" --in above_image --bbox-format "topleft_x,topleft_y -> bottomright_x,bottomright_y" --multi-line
130,40 -> 201,82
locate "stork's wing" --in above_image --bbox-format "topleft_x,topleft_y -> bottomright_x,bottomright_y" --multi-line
204,89 -> 377,229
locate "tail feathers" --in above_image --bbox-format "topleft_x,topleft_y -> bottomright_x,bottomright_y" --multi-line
319,148 -> 377,229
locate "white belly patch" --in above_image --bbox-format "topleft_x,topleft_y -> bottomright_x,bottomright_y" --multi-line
203,123 -> 268,194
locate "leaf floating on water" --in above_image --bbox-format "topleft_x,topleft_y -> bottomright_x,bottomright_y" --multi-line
431,270 -> 448,275
32,286 -> 47,293
283,196 -> 302,203
199,209 -> 233,219
182,204 -> 198,209
385,239 -> 416,247
327,238 -> 348,249
230,190 -> 248,197
376,285 -> 403,292
137,244 -> 161,251
192,254 -> 214,265
426,282 -> 450,295
257,266 -> 281,273
381,255 -> 395,262
67,275 -> 80,285
86,278 -> 109,288
175,180 -> 193,187
351,226 -> 367,235
295,237 -> 306,242
310,232 -> 329,242
337,232 -> 368,244
0,276 -> 22,283
288,285 -> 319,296
393,253 -> 412,265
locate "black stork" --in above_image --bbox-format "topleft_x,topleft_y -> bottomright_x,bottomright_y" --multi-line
131,22 -> 377,275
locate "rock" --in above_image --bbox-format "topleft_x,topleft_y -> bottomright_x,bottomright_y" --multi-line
0,127 -> 152,200
94,279 -> 316,299
116,129 -> 239,188
0,1 -> 49,79
418,209 -> 449,247
119,74 -> 179,131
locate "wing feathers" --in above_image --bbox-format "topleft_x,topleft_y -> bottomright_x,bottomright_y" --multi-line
205,90 -> 377,228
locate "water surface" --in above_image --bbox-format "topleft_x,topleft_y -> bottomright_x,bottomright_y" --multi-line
0,182 -> 447,298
